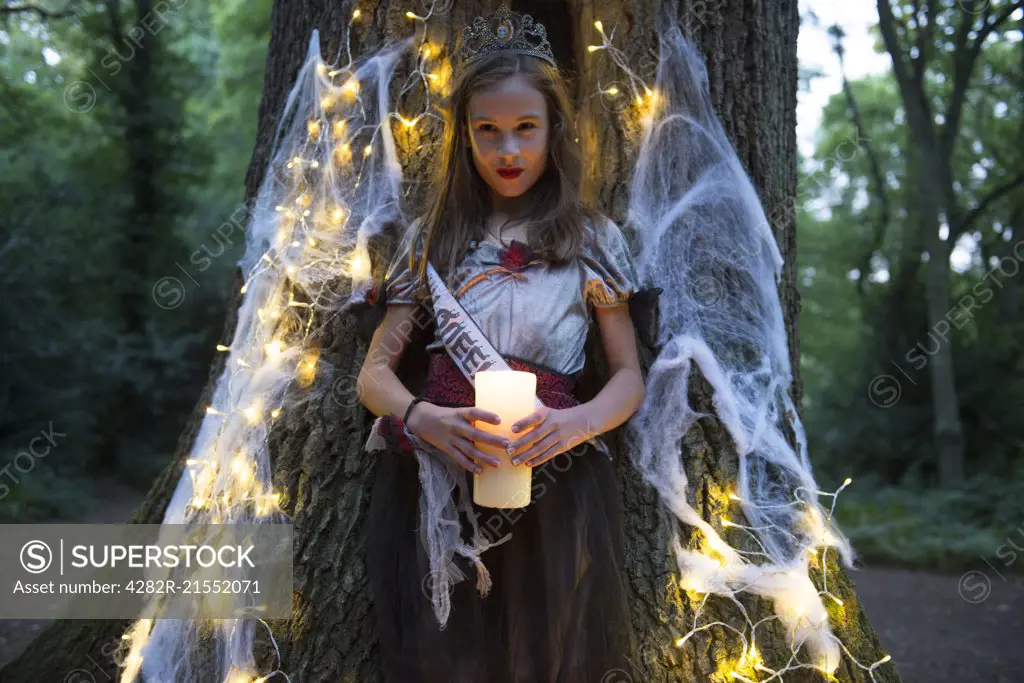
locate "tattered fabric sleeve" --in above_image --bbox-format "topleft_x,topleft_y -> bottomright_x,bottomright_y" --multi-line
383,237 -> 431,304
580,216 -> 641,308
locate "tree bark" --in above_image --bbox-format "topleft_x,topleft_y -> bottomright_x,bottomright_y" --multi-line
3,1 -> 898,681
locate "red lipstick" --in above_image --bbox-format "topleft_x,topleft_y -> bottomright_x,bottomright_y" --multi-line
497,167 -> 523,179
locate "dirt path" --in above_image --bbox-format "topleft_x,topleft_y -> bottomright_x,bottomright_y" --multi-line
2,482 -> 1022,681
851,565 -> 1024,683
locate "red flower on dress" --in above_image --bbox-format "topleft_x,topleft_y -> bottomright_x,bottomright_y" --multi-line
498,239 -> 536,273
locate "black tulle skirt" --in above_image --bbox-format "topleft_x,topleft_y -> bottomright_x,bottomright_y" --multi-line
365,435 -> 639,683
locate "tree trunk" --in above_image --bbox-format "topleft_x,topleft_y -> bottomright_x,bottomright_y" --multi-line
3,1 -> 898,681
93,0 -> 162,473
875,0 -> 970,487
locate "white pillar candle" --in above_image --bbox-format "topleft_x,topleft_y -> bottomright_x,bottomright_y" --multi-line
473,369 -> 536,508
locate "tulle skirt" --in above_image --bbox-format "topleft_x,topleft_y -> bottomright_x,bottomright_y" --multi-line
365,435 -> 639,683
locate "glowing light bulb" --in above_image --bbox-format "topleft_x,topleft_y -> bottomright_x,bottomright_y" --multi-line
329,205 -> 346,224
297,351 -> 319,386
587,45 -> 601,53
352,8 -> 360,19
405,10 -> 417,19
265,340 -> 283,357
421,45 -> 431,59
270,408 -> 282,419
844,477 -> 852,486
244,403 -> 262,424
232,453 -> 251,483
347,251 -> 371,279
706,533 -> 729,555
307,118 -> 321,138
332,118 -> 346,138
334,143 -> 352,166
341,78 -> 359,97
363,144 -> 372,157
605,87 -> 619,96
216,344 -> 230,352
594,20 -> 603,32
224,668 -> 251,683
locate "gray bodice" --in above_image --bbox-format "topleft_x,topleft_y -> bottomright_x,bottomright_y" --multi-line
384,217 -> 639,376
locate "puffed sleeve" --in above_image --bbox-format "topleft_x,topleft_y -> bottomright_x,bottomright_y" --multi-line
580,215 -> 640,307
383,226 -> 430,304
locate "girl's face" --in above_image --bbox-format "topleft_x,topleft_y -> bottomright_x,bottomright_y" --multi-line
466,73 -> 550,203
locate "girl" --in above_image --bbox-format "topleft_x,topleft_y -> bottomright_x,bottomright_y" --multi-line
358,6 -> 646,681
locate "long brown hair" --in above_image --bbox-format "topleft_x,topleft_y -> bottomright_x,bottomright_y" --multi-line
406,50 -> 602,284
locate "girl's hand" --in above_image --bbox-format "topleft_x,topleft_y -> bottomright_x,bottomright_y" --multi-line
406,402 -> 508,474
506,406 -> 592,467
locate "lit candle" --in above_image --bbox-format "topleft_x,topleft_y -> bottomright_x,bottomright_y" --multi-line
473,370 -> 536,508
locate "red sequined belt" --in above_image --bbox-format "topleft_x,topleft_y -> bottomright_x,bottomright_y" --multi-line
377,351 -> 581,456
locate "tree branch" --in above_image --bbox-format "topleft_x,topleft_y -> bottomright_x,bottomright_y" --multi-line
876,0 -> 914,94
910,0 -> 935,88
0,1 -> 78,19
941,0 -> 1024,161
831,24 -> 892,296
958,172 -> 1024,236
877,0 -> 935,141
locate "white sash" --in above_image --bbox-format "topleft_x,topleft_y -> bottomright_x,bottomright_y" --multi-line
422,261 -> 611,458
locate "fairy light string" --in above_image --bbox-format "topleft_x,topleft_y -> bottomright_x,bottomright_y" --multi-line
115,8 -> 891,683
584,17 -> 892,682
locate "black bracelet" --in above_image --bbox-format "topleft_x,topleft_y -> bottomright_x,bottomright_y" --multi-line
403,396 -> 425,425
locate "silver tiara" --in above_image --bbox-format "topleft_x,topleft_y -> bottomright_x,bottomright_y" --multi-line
457,3 -> 556,70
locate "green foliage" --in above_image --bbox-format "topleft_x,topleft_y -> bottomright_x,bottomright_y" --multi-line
0,0 -> 270,521
797,6 -> 1024,489
836,472 -> 1024,572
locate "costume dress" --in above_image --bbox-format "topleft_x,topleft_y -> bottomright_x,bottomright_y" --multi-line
364,217 -> 641,683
